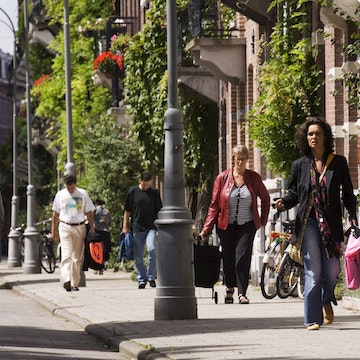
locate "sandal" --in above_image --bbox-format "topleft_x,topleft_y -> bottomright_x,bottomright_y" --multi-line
224,288 -> 234,304
239,294 -> 249,304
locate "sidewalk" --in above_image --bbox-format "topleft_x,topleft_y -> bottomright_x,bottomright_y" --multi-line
1,259 -> 360,359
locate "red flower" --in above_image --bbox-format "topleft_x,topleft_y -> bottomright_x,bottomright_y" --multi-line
93,51 -> 123,73
34,74 -> 50,86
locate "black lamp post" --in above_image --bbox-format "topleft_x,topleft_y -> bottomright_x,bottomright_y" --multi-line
22,0 -> 41,274
154,0 -> 197,320
64,0 -> 75,176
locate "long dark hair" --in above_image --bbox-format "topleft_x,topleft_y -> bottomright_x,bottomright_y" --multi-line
295,117 -> 334,156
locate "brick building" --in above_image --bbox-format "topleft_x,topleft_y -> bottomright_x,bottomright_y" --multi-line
182,0 -> 359,284
185,1 -> 359,192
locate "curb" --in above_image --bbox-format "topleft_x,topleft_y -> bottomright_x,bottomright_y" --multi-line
342,295 -> 360,312
119,340 -> 169,359
1,278 -> 160,358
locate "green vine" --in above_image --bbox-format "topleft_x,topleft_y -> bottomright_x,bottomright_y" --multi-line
124,0 -> 218,191
248,0 -> 322,178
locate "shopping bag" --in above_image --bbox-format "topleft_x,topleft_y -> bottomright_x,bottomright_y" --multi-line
344,227 -> 360,290
83,231 -> 104,271
288,243 -> 303,265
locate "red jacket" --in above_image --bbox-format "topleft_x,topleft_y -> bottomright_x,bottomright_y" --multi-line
202,168 -> 270,234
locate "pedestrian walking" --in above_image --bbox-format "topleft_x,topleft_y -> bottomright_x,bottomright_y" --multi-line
122,171 -> 163,289
94,199 -> 112,274
51,173 -> 95,292
274,117 -> 358,330
200,145 -> 270,304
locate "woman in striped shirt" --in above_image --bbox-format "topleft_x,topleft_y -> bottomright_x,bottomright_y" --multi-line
200,145 -> 270,304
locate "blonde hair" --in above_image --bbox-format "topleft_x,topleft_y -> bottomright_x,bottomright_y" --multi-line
232,145 -> 249,161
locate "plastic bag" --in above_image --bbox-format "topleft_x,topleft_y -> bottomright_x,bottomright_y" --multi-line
345,227 -> 360,290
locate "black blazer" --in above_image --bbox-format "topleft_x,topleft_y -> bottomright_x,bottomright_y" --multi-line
282,154 -> 357,244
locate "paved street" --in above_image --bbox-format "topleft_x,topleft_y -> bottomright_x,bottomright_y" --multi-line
0,285 -> 128,360
1,259 -> 360,359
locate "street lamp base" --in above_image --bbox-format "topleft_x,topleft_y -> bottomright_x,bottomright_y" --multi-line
7,227 -> 22,267
154,213 -> 197,320
155,291 -> 197,320
23,227 -> 41,274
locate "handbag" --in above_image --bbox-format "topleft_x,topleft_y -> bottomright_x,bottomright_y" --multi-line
288,195 -> 313,265
344,227 -> 360,290
288,153 -> 335,265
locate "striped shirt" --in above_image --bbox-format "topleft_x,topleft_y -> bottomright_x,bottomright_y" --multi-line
228,184 -> 253,225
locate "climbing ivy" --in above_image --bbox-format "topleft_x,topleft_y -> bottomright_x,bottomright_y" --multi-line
124,0 -> 219,192
248,0 -> 322,178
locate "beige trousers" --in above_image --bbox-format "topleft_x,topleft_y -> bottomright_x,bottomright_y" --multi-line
59,222 -> 86,287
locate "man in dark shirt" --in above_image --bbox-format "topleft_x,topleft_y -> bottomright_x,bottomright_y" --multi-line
122,172 -> 162,289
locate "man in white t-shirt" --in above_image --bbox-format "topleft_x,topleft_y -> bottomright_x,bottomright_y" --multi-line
51,174 -> 95,291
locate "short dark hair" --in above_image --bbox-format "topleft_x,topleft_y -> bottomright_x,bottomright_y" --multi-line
140,171 -> 152,181
64,173 -> 76,185
295,117 -> 334,156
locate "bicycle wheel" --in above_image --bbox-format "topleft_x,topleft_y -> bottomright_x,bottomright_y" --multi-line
260,239 -> 282,299
39,241 -> 56,273
296,265 -> 305,300
276,252 -> 298,298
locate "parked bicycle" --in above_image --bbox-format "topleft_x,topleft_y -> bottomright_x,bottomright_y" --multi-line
260,213 -> 304,299
276,236 -> 305,299
19,218 -> 57,273
260,225 -> 291,299
39,228 -> 57,273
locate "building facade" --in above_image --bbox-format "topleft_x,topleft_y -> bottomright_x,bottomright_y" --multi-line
185,1 -> 359,191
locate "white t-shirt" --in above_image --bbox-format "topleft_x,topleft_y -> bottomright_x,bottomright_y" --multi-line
52,187 -> 95,224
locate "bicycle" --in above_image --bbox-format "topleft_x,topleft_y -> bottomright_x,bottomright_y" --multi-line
19,219 -> 57,273
260,227 -> 292,299
276,238 -> 305,299
38,228 -> 57,273
260,214 -> 299,299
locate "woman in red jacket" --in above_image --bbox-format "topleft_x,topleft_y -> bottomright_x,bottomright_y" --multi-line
200,145 -> 270,304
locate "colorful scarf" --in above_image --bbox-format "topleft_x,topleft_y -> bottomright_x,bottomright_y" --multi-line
310,160 -> 340,258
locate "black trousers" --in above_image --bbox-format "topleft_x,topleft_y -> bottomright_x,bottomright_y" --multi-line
218,220 -> 256,296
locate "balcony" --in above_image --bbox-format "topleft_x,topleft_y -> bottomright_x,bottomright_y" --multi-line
221,0 -> 274,25
185,38 -> 246,84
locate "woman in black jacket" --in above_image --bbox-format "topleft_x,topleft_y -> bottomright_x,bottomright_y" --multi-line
275,117 -> 358,330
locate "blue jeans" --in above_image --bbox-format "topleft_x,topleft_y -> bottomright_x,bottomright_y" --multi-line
133,229 -> 157,284
302,217 -> 340,325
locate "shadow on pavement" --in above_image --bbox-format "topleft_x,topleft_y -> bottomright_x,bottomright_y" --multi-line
0,277 -> 58,288
0,326 -> 114,360
86,316 -> 305,339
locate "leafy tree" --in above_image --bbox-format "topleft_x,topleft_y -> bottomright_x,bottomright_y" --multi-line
26,1 -> 145,266
124,0 -> 219,231
31,0 -> 116,171
248,0 -> 322,178
29,0 -> 220,238
80,117 -> 142,265
123,0 -> 168,175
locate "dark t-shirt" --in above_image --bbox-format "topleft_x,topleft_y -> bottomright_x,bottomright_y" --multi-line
124,185 -> 163,232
